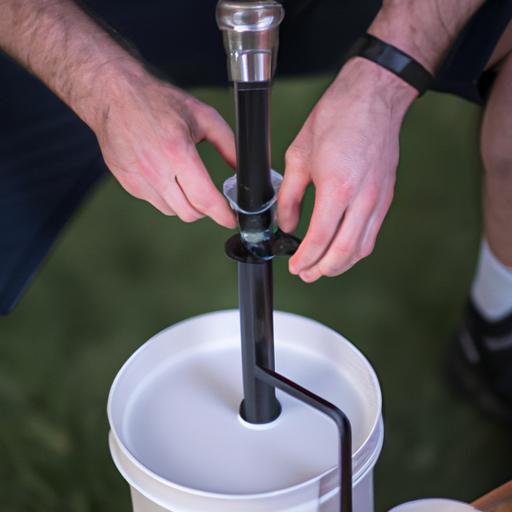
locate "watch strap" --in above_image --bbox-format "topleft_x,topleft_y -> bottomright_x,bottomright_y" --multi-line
346,33 -> 434,96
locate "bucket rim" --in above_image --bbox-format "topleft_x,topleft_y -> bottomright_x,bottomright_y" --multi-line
388,498 -> 478,511
107,309 -> 383,501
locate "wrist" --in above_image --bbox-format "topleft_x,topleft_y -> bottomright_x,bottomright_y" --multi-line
77,55 -> 147,130
369,5 -> 442,74
335,57 -> 417,117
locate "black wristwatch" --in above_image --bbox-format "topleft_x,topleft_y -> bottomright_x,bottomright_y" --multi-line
346,33 -> 434,96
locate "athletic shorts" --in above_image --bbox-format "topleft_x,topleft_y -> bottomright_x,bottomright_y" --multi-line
0,0 -> 510,314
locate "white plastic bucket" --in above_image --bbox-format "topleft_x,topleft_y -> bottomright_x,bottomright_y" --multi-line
389,499 -> 478,511
108,310 -> 383,512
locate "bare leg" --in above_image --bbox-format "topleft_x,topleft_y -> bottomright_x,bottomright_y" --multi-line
449,25 -> 512,423
481,52 -> 512,266
482,25 -> 512,265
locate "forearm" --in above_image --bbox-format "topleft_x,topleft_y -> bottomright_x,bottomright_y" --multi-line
0,0 -> 145,128
335,0 -> 486,122
369,0 -> 485,74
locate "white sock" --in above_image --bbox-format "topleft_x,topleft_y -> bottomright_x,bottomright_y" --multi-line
471,239 -> 512,321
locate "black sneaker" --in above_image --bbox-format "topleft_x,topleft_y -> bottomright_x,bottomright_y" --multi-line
447,300 -> 512,424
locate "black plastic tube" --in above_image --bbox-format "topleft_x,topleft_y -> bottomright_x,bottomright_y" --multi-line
238,261 -> 281,423
234,82 -> 274,235
234,81 -> 280,423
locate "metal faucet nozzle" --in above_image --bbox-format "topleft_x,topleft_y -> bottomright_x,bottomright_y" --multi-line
216,0 -> 284,83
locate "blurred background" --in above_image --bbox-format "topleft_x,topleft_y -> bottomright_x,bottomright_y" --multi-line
0,71 -> 511,512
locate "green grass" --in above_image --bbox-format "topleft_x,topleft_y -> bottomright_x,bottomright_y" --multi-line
1,76 -> 510,511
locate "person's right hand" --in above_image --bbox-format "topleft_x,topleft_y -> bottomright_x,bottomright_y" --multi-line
277,58 -> 416,282
92,68 -> 237,228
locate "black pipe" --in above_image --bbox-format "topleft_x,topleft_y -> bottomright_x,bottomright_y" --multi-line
234,81 -> 281,423
234,82 -> 274,237
238,261 -> 281,423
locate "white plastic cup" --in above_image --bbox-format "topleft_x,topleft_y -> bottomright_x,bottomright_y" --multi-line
388,499 -> 479,511
108,310 -> 384,512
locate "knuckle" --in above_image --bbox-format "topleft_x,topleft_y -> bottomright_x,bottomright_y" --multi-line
360,239 -> 376,259
331,242 -> 352,260
122,182 -> 140,198
317,244 -> 354,277
309,226 -> 331,246
163,138 -> 184,156
137,162 -> 161,185
119,179 -> 144,200
323,176 -> 352,201
178,95 -> 203,120
318,261 -> 342,277
192,193 -> 215,212
364,184 -> 380,206
338,180 -> 355,199
285,147 -> 305,168
284,154 -> 296,169
203,104 -> 221,120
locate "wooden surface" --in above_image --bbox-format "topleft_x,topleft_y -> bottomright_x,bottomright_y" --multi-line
473,482 -> 512,511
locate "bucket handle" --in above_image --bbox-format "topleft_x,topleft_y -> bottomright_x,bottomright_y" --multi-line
255,366 -> 353,512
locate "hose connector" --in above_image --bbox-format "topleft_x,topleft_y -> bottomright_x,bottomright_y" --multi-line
216,0 -> 284,83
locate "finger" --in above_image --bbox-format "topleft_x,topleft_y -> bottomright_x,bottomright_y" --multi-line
194,104 -> 236,168
161,176 -> 205,223
299,266 -> 323,283
288,179 -> 349,275
300,255 -> 358,283
277,166 -> 310,233
300,181 -> 395,283
176,149 -> 237,228
302,184 -> 380,280
278,144 -> 310,233
300,254 -> 360,282
359,182 -> 395,257
114,170 -> 176,216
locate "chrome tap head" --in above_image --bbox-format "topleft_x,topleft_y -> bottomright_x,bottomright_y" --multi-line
216,0 -> 285,83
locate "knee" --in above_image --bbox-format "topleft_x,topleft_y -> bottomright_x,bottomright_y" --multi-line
481,59 -> 512,181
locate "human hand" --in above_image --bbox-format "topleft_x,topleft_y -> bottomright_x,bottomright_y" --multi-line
0,0 -> 236,227
93,66 -> 236,227
277,58 -> 417,282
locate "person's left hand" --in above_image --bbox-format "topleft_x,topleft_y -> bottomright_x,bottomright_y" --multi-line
277,58 -> 417,282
